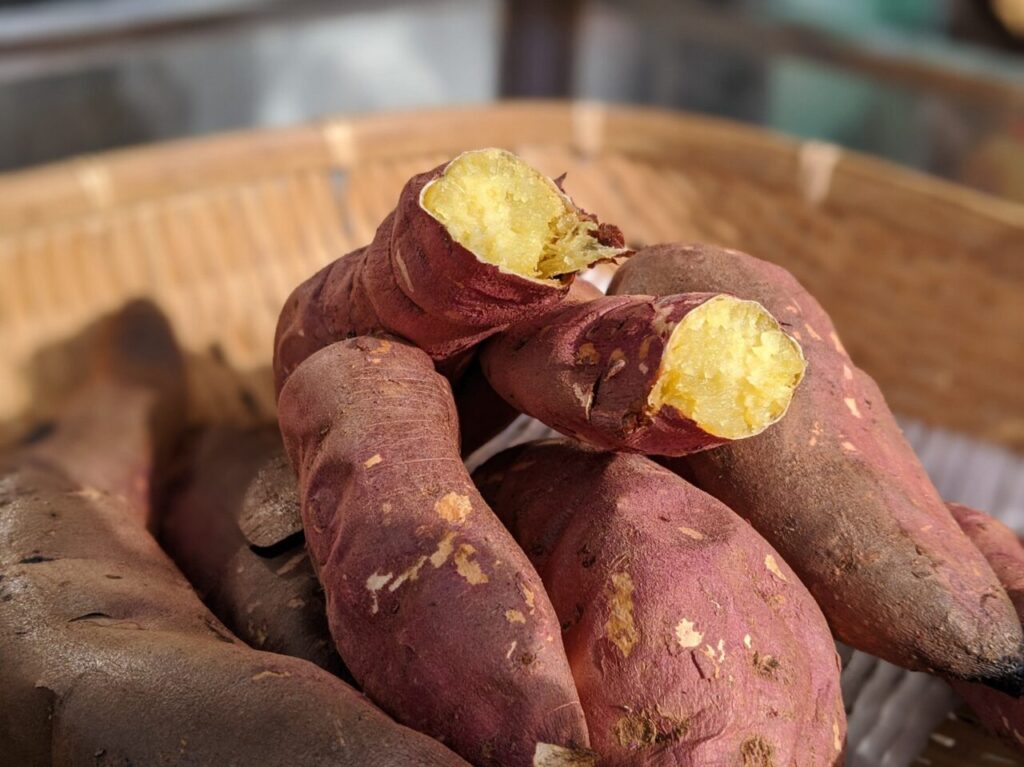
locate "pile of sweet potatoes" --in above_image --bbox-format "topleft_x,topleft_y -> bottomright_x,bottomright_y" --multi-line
3,149 -> 1022,765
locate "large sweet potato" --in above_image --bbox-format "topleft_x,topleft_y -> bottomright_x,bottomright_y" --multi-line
609,243 -> 1024,692
474,440 -> 846,766
277,335 -> 592,767
0,303 -> 469,767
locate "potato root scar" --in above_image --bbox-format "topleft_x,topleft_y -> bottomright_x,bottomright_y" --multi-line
435,492 -> 472,524
366,571 -> 394,614
764,555 -> 788,582
506,609 -> 527,624
605,571 -> 639,658
364,454 -> 383,468
454,544 -> 489,584
674,618 -> 703,649
430,532 -> 457,568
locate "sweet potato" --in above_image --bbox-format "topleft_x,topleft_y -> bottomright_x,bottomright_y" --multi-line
277,336 -> 592,767
480,292 -> 805,455
949,503 -> 1024,749
456,278 -> 606,456
609,243 -> 1024,692
273,148 -> 627,393
160,426 -> 347,678
0,303 -> 468,767
474,440 -> 846,766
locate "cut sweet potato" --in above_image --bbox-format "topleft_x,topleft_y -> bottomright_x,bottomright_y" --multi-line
480,292 -> 804,455
277,335 -> 592,767
273,148 -> 627,393
609,243 -> 1024,692
474,440 -> 845,766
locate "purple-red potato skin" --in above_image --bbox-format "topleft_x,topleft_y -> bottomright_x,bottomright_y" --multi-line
160,427 -> 348,679
0,304 -> 467,767
474,441 -> 846,766
273,160 -> 625,394
480,293 -> 733,455
949,503 -> 1024,749
609,243 -> 1024,691
277,336 -> 592,767
457,279 -> 605,456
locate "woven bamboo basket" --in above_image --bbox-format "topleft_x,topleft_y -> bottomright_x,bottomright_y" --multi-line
0,101 -> 1022,763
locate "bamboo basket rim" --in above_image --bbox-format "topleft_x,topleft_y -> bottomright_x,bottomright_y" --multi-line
2,100 -> 1024,234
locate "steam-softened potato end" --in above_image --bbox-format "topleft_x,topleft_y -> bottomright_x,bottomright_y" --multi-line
649,295 -> 806,440
421,148 -> 620,280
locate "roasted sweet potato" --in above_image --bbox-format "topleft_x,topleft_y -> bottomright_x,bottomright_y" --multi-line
0,303 -> 468,767
273,148 -> 627,392
480,292 -> 805,455
474,440 -> 846,766
949,503 -> 1024,749
609,243 -> 1024,692
277,336 -> 592,767
160,426 -> 347,678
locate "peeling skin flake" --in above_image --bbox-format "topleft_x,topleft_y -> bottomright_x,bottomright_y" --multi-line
533,742 -> 595,767
430,532 -> 457,568
506,609 -> 526,624
764,555 -> 788,582
674,618 -> 703,649
434,492 -> 473,524
844,397 -> 862,419
364,453 -> 383,468
389,556 -> 428,591
365,571 -> 393,614
454,544 -> 489,584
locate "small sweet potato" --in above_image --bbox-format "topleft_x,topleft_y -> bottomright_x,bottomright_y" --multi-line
480,292 -> 805,455
949,503 -> 1024,749
474,440 -> 846,766
274,148 -> 627,392
609,243 -> 1024,691
0,303 -> 467,767
277,336 -> 592,767
160,426 -> 347,678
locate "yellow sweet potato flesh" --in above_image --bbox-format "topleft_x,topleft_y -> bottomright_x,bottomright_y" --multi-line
421,148 -> 615,279
650,295 -> 805,439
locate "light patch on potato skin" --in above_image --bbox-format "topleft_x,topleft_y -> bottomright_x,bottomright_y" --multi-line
506,609 -> 527,624
389,556 -> 428,591
677,526 -> 705,540
430,531 -> 457,568
613,709 -> 688,750
764,554 -> 788,582
576,343 -> 600,365
605,571 -> 639,658
435,492 -> 473,524
743,634 -> 752,649
829,331 -> 847,356
843,397 -> 862,419
363,453 -> 383,468
506,640 -> 518,659
841,441 -> 858,453
803,322 -> 822,341
532,742 -> 597,766
521,583 -> 536,612
674,618 -> 703,649
366,571 -> 393,614
453,544 -> 489,584
842,364 -> 853,380
833,717 -> 842,751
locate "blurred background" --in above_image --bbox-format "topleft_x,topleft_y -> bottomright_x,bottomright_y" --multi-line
2,0 -> 1024,200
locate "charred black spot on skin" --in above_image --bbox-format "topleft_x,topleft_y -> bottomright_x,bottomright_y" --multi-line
18,555 -> 54,564
967,651 -> 1024,697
